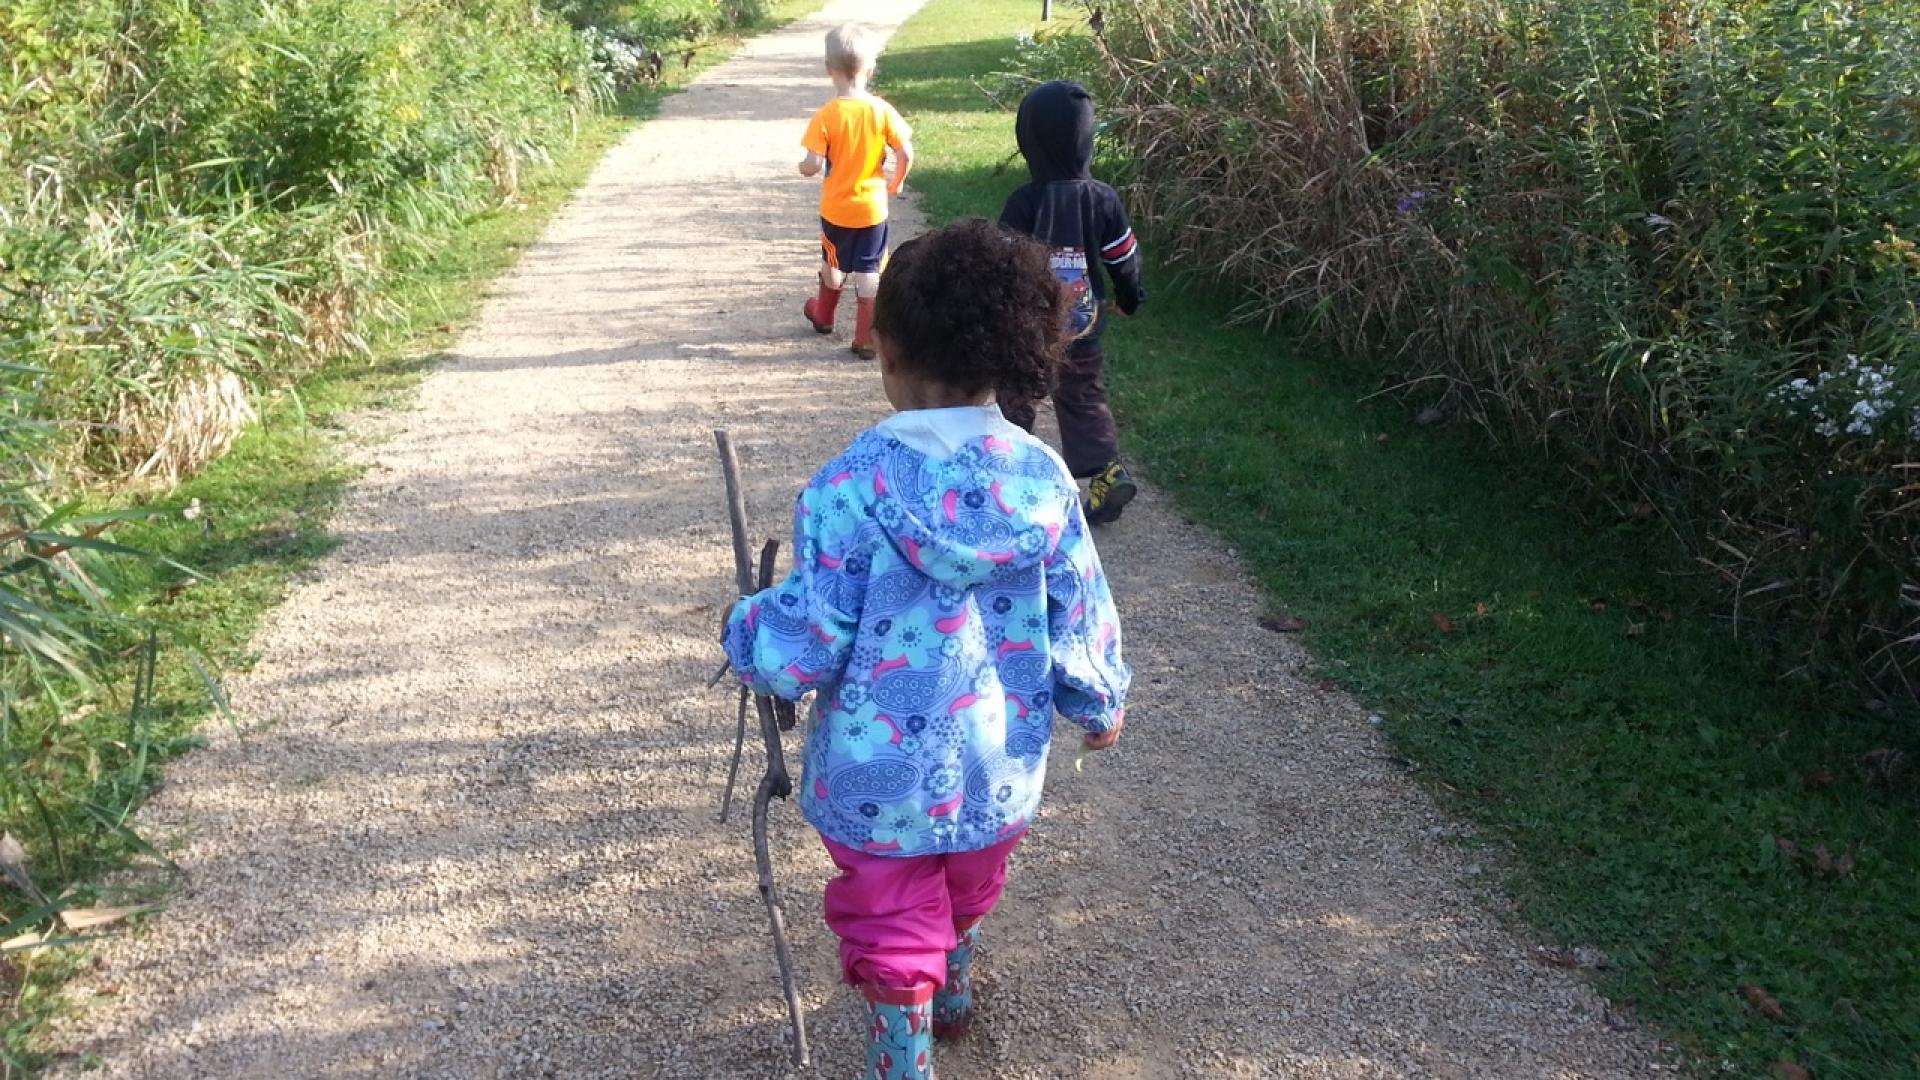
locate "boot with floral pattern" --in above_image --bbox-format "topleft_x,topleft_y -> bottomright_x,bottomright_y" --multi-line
863,984 -> 934,1080
932,917 -> 983,1039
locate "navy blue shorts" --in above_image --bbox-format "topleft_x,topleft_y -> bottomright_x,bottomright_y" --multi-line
820,217 -> 888,274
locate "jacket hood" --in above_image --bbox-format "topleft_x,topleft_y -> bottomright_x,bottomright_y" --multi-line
1016,80 -> 1095,183
864,411 -> 1074,590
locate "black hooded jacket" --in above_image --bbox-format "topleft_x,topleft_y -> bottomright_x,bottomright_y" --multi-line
999,81 -> 1145,349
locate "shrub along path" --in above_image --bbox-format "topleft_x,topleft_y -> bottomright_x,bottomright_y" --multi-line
44,2 -> 1661,1076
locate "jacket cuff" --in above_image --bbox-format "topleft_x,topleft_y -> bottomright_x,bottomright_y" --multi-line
1071,709 -> 1121,735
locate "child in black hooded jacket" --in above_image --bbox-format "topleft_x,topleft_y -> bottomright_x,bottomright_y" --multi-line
998,79 -> 1147,525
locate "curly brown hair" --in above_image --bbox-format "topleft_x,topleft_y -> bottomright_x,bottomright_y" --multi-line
873,218 -> 1065,405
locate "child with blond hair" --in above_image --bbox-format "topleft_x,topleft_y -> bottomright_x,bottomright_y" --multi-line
798,23 -> 914,360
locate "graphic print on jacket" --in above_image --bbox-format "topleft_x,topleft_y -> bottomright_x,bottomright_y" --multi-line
1049,247 -> 1097,339
723,410 -> 1130,857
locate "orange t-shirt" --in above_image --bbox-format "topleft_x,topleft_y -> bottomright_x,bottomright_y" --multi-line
803,95 -> 911,229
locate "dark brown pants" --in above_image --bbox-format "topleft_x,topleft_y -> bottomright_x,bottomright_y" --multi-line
998,340 -> 1118,479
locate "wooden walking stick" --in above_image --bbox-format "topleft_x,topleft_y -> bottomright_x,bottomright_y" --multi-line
712,429 -> 810,1069
719,539 -> 795,823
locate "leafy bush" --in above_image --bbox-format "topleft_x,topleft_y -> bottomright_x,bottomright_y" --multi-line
3,0 -> 603,483
2,0 -> 604,1053
546,0 -> 771,46
1075,0 -> 1920,700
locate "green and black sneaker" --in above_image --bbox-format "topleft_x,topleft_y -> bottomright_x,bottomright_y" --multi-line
1085,460 -> 1138,525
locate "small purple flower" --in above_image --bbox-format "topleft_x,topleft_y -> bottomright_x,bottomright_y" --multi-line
1396,191 -> 1428,213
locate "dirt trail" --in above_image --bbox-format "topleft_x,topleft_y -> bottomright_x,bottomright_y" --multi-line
46,3 -> 1667,1077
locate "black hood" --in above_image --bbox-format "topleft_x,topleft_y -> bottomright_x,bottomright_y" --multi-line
1015,80 -> 1094,182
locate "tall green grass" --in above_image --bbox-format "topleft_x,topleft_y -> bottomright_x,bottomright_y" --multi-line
1073,0 -> 1920,703
880,0 -> 1920,1075
3,0 -> 605,482
552,0 -> 771,43
2,1 -> 798,1070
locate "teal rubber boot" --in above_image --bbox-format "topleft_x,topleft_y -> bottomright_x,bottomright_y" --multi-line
932,918 -> 983,1039
863,986 -> 934,1080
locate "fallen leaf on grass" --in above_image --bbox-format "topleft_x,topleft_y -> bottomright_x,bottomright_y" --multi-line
1474,602 -> 1489,616
1537,947 -> 1580,968
1431,612 -> 1457,633
0,832 -> 47,905
1811,847 -> 1856,881
1772,1063 -> 1812,1080
1776,836 -> 1857,880
1859,747 -> 1909,788
58,905 -> 157,932
1742,984 -> 1788,1022
2,932 -> 43,952
1811,846 -> 1854,879
1258,614 -> 1309,634
1536,945 -> 1610,970
1803,768 -> 1835,790
1625,621 -> 1647,637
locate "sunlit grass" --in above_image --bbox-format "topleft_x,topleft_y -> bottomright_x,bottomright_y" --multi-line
1,7 -> 826,1069
882,2 -> 1920,1077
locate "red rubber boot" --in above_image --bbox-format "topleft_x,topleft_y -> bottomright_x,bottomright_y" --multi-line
804,283 -> 840,334
851,297 -> 878,359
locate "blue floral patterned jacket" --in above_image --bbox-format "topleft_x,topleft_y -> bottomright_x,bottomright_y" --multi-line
723,405 -> 1129,857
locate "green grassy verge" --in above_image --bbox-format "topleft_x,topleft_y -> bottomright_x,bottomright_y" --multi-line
1,9 -> 822,1074
878,3 -> 1920,1078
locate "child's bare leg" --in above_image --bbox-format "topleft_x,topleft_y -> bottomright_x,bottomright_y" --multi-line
850,270 -> 881,358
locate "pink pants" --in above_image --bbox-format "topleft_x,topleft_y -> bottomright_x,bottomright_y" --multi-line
820,831 -> 1024,993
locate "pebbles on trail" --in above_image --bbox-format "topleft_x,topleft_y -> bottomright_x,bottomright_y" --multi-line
44,1 -> 1666,1076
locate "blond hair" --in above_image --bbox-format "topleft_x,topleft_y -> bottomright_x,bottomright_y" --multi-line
824,23 -> 877,79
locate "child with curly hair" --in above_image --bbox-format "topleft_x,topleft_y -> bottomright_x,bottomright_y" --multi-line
723,219 -> 1130,1079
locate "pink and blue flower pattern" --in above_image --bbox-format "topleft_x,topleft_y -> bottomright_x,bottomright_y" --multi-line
724,422 -> 1128,857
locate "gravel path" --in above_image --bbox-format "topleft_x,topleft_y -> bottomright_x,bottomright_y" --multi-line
45,3 -> 1670,1076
